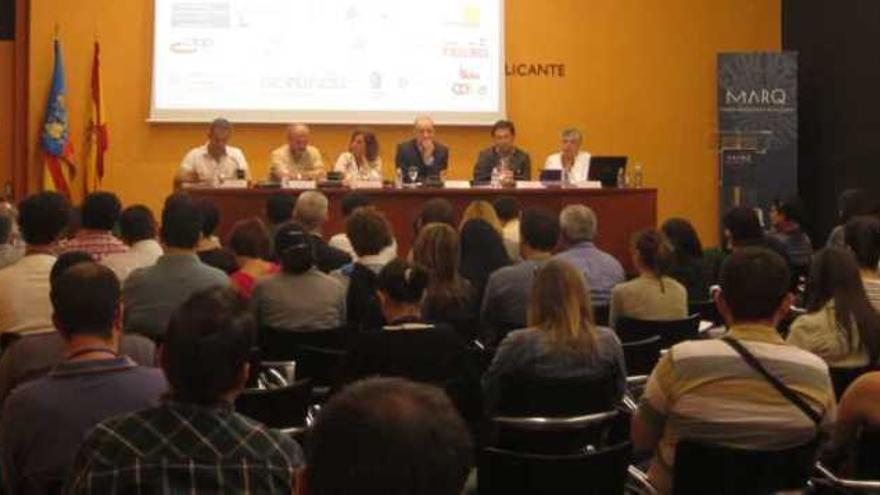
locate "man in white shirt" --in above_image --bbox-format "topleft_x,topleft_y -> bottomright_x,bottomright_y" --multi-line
269,123 -> 325,181
543,127 -> 591,182
0,192 -> 70,335
175,118 -> 250,186
102,205 -> 164,282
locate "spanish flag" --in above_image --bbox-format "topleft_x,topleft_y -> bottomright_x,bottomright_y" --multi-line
85,40 -> 108,193
40,37 -> 76,199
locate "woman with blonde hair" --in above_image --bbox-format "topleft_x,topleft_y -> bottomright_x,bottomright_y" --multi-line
413,223 -> 478,339
459,200 -> 518,260
481,259 -> 626,413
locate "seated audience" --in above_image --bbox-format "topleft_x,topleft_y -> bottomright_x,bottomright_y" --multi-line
632,247 -> 836,494
553,204 -> 624,306
0,191 -> 69,334
293,190 -> 352,272
60,191 -> 128,261
101,205 -> 163,282
482,259 -> 626,414
788,247 -> 880,368
482,207 -> 560,346
827,371 -> 880,459
413,223 -> 478,339
609,229 -> 687,329
340,260 -> 480,421
712,206 -> 792,284
412,197 -> 456,236
827,188 -> 872,247
228,218 -> 279,299
66,287 -> 304,493
473,119 -> 532,182
333,129 -> 383,181
769,197 -> 813,276
661,217 -> 709,302
301,377 -> 473,495
460,199 -> 518,260
845,215 -> 880,310
265,192 -> 295,254
0,262 -> 166,494
459,219 -> 512,307
0,203 -> 24,269
251,224 -> 346,331
123,193 -> 229,339
335,207 -> 396,333
195,198 -> 239,274
0,252 -> 156,405
493,195 -> 521,255
328,193 -> 397,261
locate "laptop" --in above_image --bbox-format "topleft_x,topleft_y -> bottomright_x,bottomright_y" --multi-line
588,156 -> 628,188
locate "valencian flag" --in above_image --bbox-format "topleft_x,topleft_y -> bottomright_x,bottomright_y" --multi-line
85,40 -> 108,193
41,37 -> 76,199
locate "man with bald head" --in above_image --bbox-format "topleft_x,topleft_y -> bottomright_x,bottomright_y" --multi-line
395,115 -> 449,184
269,124 -> 325,181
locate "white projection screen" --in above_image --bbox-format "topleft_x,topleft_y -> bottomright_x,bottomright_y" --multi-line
150,0 -> 506,125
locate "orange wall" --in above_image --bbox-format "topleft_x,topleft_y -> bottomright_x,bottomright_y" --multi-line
0,41 -> 12,190
27,0 -> 781,246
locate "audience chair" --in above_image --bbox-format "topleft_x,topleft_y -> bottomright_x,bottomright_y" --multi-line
258,326 -> 346,361
616,315 -> 701,349
670,439 -> 818,494
621,335 -> 661,376
829,365 -> 880,401
235,378 -> 313,430
478,440 -> 632,495
777,306 -> 807,340
688,300 -> 721,326
496,372 -> 619,417
593,304 -> 611,327
295,344 -> 347,393
490,409 -> 629,455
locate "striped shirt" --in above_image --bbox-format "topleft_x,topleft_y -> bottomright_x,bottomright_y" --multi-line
65,401 -> 304,494
863,278 -> 880,311
60,230 -> 129,262
636,325 -> 836,494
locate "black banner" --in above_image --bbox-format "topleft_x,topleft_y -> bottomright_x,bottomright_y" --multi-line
718,53 -> 798,229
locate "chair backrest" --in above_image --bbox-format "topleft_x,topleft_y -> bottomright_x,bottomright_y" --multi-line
829,365 -> 879,400
616,314 -> 700,348
496,372 -> 619,417
235,378 -> 313,429
672,439 -> 818,495
688,300 -> 720,325
296,344 -> 348,389
490,409 -> 630,454
592,305 -> 610,327
621,335 -> 662,376
858,427 -> 880,480
478,441 -> 632,495
259,326 -> 346,361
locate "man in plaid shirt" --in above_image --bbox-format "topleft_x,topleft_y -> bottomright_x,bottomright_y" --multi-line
65,287 -> 304,493
60,192 -> 129,261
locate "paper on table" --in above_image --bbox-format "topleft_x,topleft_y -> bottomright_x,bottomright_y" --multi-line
443,180 -> 472,189
350,180 -> 384,189
215,179 -> 249,189
283,180 -> 317,190
515,181 -> 545,189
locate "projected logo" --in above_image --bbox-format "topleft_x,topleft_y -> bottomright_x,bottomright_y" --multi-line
442,40 -> 489,59
170,38 -> 215,54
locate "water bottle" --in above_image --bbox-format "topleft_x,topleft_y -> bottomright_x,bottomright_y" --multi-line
633,163 -> 643,188
394,167 -> 403,188
616,168 -> 625,188
490,166 -> 500,188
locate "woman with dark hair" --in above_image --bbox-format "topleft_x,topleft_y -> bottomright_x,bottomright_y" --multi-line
249,223 -> 346,331
482,259 -> 626,414
787,247 -> 880,367
828,189 -> 872,247
341,259 -> 481,422
661,218 -> 709,302
413,223 -> 478,339
333,130 -> 382,180
609,229 -> 687,329
228,218 -> 279,300
194,198 -> 239,274
459,219 -> 512,305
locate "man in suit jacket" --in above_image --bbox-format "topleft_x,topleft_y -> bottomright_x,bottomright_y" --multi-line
473,120 -> 531,182
395,116 -> 449,183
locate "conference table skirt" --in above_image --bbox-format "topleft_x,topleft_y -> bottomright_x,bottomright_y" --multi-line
187,186 -> 657,273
